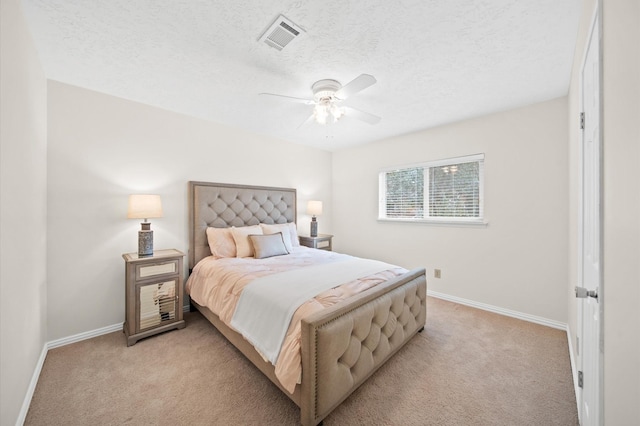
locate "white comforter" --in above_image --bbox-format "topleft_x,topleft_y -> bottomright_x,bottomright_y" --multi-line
230,257 -> 396,365
186,247 -> 406,393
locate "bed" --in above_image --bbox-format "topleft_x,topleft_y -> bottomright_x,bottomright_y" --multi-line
186,181 -> 427,425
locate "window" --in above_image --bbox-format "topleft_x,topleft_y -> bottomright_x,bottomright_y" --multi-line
379,154 -> 485,224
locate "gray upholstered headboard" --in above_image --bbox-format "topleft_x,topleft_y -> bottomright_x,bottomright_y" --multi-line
188,181 -> 297,270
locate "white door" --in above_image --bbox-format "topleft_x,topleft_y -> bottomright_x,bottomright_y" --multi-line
577,7 -> 602,426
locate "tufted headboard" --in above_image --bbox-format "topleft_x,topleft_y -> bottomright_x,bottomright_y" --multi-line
188,181 -> 297,270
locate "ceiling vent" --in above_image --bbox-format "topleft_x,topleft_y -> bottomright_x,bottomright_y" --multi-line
259,15 -> 304,51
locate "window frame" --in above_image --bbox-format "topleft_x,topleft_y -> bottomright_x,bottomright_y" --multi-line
378,154 -> 487,226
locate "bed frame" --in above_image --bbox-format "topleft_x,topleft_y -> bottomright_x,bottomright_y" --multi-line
188,181 -> 427,425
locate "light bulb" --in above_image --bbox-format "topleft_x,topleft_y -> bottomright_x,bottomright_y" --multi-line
314,104 -> 329,124
330,103 -> 344,121
314,100 -> 333,124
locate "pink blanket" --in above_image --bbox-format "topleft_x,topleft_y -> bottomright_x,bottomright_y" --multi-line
186,247 -> 406,393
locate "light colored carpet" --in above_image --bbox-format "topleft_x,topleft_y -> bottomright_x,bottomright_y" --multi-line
25,297 -> 578,425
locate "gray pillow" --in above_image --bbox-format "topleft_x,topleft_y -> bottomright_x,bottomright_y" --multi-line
249,232 -> 289,259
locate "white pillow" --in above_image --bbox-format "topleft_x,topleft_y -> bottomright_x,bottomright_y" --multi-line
206,227 -> 236,258
249,233 -> 289,259
288,222 -> 300,247
261,222 -> 299,249
260,223 -> 293,252
231,225 -> 263,257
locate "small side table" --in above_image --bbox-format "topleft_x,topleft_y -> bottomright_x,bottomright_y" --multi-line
299,234 -> 333,251
122,249 -> 186,346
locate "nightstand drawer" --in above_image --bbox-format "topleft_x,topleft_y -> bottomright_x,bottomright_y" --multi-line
135,259 -> 179,281
316,240 -> 331,250
299,234 -> 333,251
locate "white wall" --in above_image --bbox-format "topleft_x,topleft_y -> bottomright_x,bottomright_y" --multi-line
332,97 -> 569,323
601,0 -> 640,422
0,0 -> 48,424
46,81 -> 333,341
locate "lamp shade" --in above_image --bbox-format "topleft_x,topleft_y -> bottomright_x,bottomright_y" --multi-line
127,194 -> 163,220
307,200 -> 323,216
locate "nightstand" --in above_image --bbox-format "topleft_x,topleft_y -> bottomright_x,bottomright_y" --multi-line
299,234 -> 333,251
122,249 -> 186,346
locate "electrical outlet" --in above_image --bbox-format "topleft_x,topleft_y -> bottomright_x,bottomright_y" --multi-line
434,269 -> 441,279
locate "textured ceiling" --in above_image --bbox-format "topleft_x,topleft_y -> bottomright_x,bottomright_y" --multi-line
21,0 -> 581,152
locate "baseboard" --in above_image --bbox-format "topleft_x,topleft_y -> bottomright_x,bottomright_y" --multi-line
15,344 -> 48,426
427,290 -> 567,330
47,323 -> 123,350
49,308 -> 192,350
565,326 -> 581,424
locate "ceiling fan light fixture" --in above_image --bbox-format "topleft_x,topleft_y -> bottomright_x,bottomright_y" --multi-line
330,103 -> 344,121
313,103 -> 329,124
313,99 -> 343,124
311,80 -> 341,100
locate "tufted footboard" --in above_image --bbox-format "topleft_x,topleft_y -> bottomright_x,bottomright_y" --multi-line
299,268 -> 427,426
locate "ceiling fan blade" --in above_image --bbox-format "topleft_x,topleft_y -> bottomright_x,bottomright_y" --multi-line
344,106 -> 381,125
297,111 -> 315,129
259,93 -> 314,105
334,74 -> 377,100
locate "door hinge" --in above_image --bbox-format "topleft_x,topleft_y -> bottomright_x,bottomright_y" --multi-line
578,371 -> 584,388
580,112 -> 585,130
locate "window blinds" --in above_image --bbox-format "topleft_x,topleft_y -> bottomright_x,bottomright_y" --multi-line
428,161 -> 482,218
384,167 -> 424,218
379,154 -> 484,222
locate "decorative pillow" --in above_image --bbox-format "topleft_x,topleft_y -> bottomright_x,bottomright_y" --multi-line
249,233 -> 289,259
260,223 -> 293,252
206,227 -> 236,258
231,225 -> 263,257
261,222 -> 300,249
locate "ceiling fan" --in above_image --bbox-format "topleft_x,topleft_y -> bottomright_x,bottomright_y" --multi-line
260,74 -> 381,126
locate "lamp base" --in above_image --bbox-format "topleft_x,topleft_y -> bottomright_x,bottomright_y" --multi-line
310,217 -> 318,238
138,223 -> 153,256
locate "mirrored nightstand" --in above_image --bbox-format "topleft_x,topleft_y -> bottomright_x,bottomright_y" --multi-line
122,249 -> 186,346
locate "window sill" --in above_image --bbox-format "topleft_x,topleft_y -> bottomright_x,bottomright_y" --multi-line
377,218 -> 488,227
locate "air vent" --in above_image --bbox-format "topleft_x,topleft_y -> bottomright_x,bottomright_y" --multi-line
259,15 -> 304,51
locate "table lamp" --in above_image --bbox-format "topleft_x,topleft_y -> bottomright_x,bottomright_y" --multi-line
127,194 -> 163,256
307,200 -> 323,237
